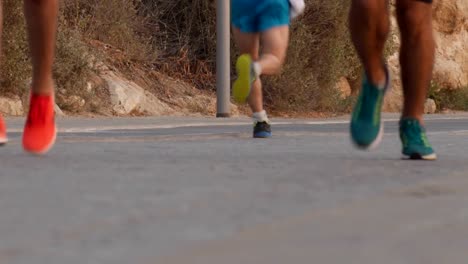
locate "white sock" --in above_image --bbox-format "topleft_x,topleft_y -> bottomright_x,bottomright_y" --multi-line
253,110 -> 269,123
252,62 -> 262,78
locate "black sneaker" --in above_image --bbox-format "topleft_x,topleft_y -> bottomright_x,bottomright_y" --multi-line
253,121 -> 272,138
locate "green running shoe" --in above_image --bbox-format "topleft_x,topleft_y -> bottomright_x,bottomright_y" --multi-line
400,118 -> 437,160
233,54 -> 256,104
350,66 -> 390,149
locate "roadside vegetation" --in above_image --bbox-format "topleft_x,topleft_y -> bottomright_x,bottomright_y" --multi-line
0,0 -> 400,115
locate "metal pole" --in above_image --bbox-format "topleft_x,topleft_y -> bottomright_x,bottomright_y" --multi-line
216,0 -> 231,117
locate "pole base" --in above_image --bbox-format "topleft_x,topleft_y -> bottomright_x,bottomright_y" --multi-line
216,113 -> 231,118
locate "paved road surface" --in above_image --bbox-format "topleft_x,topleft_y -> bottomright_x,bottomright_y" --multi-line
0,114 -> 467,264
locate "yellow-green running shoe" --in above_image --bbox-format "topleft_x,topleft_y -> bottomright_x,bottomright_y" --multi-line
233,54 -> 256,104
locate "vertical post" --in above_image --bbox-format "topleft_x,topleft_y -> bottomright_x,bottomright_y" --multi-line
216,0 -> 231,117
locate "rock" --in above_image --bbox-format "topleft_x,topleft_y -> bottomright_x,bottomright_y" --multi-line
105,73 -> 145,115
138,90 -> 173,115
54,104 -> 65,116
95,61 -> 110,72
86,82 -> 93,93
0,97 -> 24,116
335,77 -> 351,99
56,94 -> 85,112
432,0 -> 468,88
67,95 -> 86,109
104,72 -> 172,115
433,0 -> 468,34
424,99 -> 437,114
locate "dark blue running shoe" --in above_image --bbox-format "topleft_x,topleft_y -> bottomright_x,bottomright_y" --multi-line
253,121 -> 272,138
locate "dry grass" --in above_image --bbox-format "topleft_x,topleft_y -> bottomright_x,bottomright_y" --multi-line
145,0 -> 217,90
1,0 -> 385,114
1,0 -> 154,112
263,0 -> 361,112
1,0 -> 30,96
149,0 -> 363,112
61,0 -> 157,63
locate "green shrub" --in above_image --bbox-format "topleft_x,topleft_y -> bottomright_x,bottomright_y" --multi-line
429,82 -> 468,111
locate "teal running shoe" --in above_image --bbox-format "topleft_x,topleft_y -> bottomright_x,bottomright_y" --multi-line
400,118 -> 437,160
350,67 -> 390,149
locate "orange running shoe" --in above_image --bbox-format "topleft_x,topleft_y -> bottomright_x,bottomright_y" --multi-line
23,93 -> 56,154
0,114 -> 7,145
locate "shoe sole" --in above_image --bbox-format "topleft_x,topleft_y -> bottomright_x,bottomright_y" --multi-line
254,133 -> 272,139
352,67 -> 392,150
233,55 -> 253,104
402,153 -> 438,161
352,121 -> 384,151
23,129 -> 57,155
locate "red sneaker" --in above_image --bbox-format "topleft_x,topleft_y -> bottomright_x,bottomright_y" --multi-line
0,115 -> 7,145
23,94 -> 56,154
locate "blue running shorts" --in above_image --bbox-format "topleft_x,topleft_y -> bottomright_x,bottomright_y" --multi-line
231,0 -> 290,33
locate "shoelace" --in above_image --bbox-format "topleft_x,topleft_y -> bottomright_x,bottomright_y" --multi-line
255,121 -> 270,131
401,120 -> 425,146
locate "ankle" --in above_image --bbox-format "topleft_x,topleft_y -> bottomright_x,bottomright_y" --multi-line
31,77 -> 55,95
253,110 -> 269,123
401,115 -> 424,126
366,66 -> 387,88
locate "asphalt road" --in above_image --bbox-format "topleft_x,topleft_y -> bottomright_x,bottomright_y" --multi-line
0,114 -> 467,264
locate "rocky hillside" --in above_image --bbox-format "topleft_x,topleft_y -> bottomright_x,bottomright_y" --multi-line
384,0 -> 468,112
0,0 -> 466,117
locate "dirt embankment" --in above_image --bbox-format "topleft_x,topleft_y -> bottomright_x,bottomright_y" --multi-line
0,0 -> 466,117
